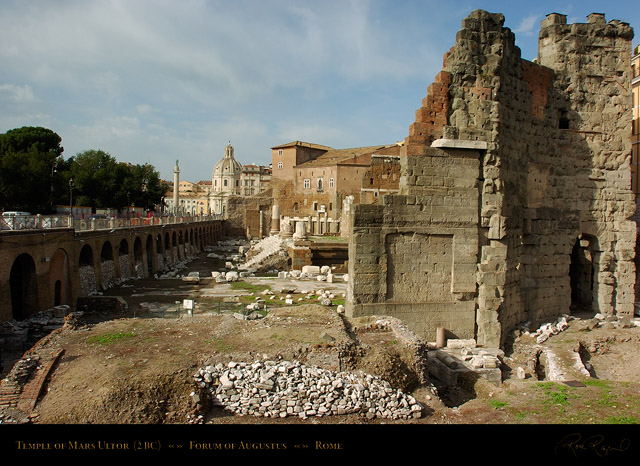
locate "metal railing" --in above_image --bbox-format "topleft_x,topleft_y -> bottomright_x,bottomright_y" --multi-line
1,214 -> 224,232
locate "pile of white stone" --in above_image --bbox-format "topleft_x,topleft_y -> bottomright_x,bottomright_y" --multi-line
279,265 -> 348,284
194,360 -> 423,421
518,315 -> 572,344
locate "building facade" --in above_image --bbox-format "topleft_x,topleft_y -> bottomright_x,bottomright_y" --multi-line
270,141 -> 403,221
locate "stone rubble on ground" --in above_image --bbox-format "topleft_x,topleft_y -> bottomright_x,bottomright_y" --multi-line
193,360 -> 423,421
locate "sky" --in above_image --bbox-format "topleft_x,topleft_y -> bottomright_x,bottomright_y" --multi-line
1,0 -> 638,183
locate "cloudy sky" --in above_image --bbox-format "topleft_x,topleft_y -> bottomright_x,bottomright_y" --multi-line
1,0 -> 638,182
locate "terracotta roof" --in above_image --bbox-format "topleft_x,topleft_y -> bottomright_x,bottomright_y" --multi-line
296,145 -> 393,167
271,141 -> 332,151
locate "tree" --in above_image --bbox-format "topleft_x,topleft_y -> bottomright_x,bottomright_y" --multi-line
0,126 -> 64,213
69,150 -> 167,212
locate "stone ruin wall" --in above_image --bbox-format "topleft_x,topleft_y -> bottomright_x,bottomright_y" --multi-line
347,10 -> 635,348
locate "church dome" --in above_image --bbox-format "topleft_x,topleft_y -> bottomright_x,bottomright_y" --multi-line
213,142 -> 242,177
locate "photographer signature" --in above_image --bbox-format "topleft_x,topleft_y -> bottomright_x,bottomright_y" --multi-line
556,433 -> 630,457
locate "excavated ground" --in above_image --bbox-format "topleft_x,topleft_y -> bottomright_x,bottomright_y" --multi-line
1,253 -> 639,428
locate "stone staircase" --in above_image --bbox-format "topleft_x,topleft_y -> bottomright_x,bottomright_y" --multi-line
239,235 -> 284,270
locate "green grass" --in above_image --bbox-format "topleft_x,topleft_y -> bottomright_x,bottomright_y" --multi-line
490,400 -> 508,410
603,416 -> 640,424
537,382 -> 573,405
204,337 -> 233,353
230,281 -> 271,293
87,332 -> 136,345
583,379 -> 612,389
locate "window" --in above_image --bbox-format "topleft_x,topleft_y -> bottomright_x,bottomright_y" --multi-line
278,149 -> 283,156
278,162 -> 283,169
304,179 -> 310,189
317,178 -> 323,191
329,178 -> 334,188
293,202 -> 298,211
223,179 -> 228,187
313,202 -> 318,211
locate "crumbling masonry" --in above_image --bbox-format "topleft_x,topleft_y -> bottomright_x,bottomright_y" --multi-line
346,10 -> 636,348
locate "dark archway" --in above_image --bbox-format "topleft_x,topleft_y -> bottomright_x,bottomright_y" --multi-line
119,238 -> 131,281
54,280 -> 62,306
134,236 -> 143,278
49,248 -> 71,307
10,253 -> 39,320
145,235 -> 154,275
570,236 -> 595,312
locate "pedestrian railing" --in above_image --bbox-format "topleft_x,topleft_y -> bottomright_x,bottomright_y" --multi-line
0,214 -> 223,232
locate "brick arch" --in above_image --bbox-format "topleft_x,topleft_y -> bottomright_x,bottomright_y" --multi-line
100,241 -> 116,288
145,234 -> 154,276
49,248 -> 71,308
133,236 -> 143,278
78,244 -> 97,296
118,238 -> 132,281
10,253 -> 39,320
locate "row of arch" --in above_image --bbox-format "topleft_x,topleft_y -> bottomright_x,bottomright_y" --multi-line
7,222 -> 223,321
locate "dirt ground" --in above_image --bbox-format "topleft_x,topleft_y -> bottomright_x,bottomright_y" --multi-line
2,254 -> 640,427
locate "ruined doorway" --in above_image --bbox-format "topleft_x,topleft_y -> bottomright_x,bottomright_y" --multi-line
570,237 -> 594,311
10,253 -> 39,320
49,248 -> 71,307
54,280 -> 62,306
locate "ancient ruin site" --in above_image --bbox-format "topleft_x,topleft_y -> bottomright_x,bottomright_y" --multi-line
2,9 -> 640,431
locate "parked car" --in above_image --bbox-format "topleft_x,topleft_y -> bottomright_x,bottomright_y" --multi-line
88,214 -> 107,219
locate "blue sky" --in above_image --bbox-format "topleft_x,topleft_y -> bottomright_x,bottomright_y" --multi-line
1,0 -> 638,182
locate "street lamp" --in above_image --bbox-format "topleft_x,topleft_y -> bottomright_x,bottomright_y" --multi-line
50,160 -> 58,211
68,178 -> 74,220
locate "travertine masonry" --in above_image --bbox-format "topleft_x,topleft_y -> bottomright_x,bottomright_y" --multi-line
347,10 -> 636,348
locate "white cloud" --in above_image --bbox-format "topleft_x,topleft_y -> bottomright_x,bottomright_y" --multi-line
513,14 -> 541,35
0,84 -> 35,103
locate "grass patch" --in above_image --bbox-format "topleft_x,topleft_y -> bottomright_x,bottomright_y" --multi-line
87,332 -> 136,345
511,409 -> 528,421
603,416 -> 640,424
230,281 -> 271,293
205,338 -> 233,353
583,379 -> 612,389
537,382 -> 573,405
490,400 -> 508,410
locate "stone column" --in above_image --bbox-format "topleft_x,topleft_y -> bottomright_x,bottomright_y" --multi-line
293,221 -> 307,240
173,160 -> 180,215
270,205 -> 280,235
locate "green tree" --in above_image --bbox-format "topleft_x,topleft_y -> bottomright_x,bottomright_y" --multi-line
69,151 -> 167,212
70,149 -> 121,209
0,126 -> 64,213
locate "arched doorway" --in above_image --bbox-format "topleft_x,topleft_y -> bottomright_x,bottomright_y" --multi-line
49,248 -> 71,307
10,253 -> 39,320
570,235 -> 595,312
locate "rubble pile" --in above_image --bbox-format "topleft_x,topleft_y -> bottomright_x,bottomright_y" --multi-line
194,360 -> 423,420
